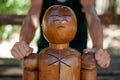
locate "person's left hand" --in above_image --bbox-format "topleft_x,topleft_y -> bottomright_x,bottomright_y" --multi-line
83,48 -> 111,68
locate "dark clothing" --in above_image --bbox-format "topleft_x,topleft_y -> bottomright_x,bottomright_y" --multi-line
37,0 -> 88,53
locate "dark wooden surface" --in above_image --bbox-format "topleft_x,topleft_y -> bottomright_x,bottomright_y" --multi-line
0,14 -> 24,26
99,14 -> 120,25
0,54 -> 120,80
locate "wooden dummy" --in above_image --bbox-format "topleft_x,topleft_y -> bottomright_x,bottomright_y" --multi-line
23,5 -> 97,80
81,52 -> 97,80
24,53 -> 38,80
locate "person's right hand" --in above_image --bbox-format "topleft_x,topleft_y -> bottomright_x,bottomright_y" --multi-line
11,41 -> 33,60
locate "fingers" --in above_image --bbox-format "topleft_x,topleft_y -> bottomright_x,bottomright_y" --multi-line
95,49 -> 111,68
21,41 -> 33,56
83,48 -> 111,69
95,49 -> 103,61
11,47 -> 22,60
11,41 -> 33,60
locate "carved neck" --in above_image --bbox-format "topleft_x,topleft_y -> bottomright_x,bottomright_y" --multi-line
49,43 -> 69,49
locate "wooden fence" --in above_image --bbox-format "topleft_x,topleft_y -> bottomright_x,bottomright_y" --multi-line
0,14 -> 120,26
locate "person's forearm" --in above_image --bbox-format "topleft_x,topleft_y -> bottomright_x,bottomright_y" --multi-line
20,5 -> 42,45
80,0 -> 103,48
85,6 -> 103,48
89,17 -> 103,48
20,15 -> 37,45
19,9 -> 39,45
19,0 -> 43,45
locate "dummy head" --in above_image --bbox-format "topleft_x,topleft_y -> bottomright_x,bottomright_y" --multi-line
42,5 -> 77,44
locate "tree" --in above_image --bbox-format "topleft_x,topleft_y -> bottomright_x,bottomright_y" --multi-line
0,0 -> 30,41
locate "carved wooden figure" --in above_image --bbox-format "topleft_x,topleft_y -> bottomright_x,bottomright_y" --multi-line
24,54 -> 38,80
81,52 -> 97,80
23,5 -> 97,80
38,5 -> 81,80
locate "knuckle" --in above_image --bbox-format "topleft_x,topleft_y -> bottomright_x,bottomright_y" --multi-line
97,61 -> 101,65
11,48 -> 16,55
13,42 -> 20,48
96,57 -> 99,61
11,49 -> 13,53
21,41 -> 27,45
15,42 -> 20,45
11,52 -> 14,57
109,58 -> 111,61
16,57 -> 21,60
101,65 -> 104,68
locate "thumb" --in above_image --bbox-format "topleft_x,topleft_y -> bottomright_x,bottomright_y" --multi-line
26,47 -> 33,56
83,48 -> 96,54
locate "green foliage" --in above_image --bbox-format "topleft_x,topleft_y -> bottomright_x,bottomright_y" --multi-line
0,0 -> 30,41
116,0 -> 120,3
0,25 -> 13,40
116,0 -> 120,7
0,0 -> 30,14
111,0 -> 120,13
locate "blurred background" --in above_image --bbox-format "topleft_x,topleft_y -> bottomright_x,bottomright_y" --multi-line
0,0 -> 120,80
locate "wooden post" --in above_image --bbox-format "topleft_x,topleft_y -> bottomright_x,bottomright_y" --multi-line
81,52 -> 97,80
23,53 -> 38,80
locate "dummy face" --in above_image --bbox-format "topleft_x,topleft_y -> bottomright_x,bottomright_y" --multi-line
42,5 -> 77,44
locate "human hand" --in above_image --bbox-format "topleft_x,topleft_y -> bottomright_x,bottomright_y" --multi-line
83,48 -> 111,68
11,41 -> 33,60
